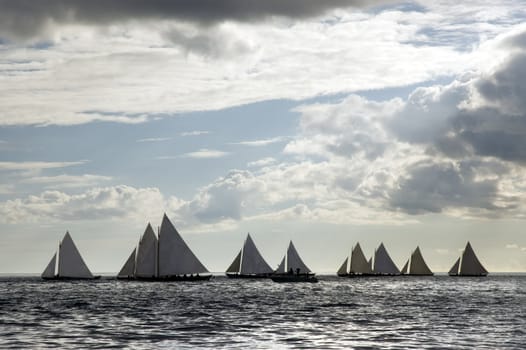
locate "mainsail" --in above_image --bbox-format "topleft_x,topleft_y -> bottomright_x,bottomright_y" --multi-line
135,224 -> 157,278
350,243 -> 373,274
57,232 -> 94,279
158,214 -> 208,276
117,248 -> 136,278
450,242 -> 488,276
275,241 -> 312,274
373,243 -> 400,275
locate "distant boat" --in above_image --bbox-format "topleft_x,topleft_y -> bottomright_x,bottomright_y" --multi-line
226,233 -> 273,278
449,241 -> 488,277
372,243 -> 400,276
42,231 -> 99,280
400,246 -> 433,276
271,241 -> 318,283
117,214 -> 211,281
337,242 -> 374,277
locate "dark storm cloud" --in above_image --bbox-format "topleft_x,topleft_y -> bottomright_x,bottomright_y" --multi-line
389,160 -> 516,215
0,0 -> 389,40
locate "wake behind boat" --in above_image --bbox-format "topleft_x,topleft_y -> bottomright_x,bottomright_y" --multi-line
117,214 -> 212,281
271,241 -> 318,283
42,231 -> 99,280
226,233 -> 273,278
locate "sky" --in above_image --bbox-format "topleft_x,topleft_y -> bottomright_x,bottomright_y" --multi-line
1,0 -> 526,274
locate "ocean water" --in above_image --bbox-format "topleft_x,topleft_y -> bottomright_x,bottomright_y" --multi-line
0,276 -> 524,349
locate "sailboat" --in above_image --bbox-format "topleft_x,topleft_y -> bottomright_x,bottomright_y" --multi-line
400,246 -> 433,276
226,233 -> 274,278
42,231 -> 99,280
449,241 -> 488,277
372,242 -> 400,276
116,214 -> 211,281
271,241 -> 318,283
337,242 -> 374,277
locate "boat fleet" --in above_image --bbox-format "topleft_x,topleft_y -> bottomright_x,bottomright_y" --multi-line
41,214 -> 489,282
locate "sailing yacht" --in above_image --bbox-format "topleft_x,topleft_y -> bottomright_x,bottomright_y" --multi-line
449,241 -> 488,277
271,241 -> 318,283
400,246 -> 433,276
226,233 -> 273,278
337,242 -> 374,277
42,231 -> 99,280
372,243 -> 400,276
117,214 -> 211,281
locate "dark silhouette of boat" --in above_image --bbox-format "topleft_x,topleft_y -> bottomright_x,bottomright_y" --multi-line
400,246 -> 434,276
337,242 -> 375,277
448,242 -> 488,277
271,241 -> 318,283
226,233 -> 273,279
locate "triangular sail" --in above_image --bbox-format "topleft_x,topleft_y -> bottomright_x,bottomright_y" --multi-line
459,242 -> 488,276
449,258 -> 460,276
400,260 -> 409,275
350,243 -> 372,274
239,234 -> 273,275
42,253 -> 57,278
337,257 -> 349,275
135,224 -> 157,278
276,256 -> 286,273
373,243 -> 400,275
57,232 -> 94,279
117,248 -> 136,278
158,214 -> 208,276
285,241 -> 311,273
226,250 -> 242,273
409,246 -> 433,275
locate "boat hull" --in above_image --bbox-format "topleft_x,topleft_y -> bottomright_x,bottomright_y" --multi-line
42,275 -> 101,280
337,273 -> 377,278
226,273 -> 271,279
449,273 -> 487,277
134,275 -> 213,282
271,274 -> 318,283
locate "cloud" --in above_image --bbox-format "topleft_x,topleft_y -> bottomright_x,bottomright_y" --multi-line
180,130 -> 210,137
506,244 -> 519,249
248,157 -> 276,167
0,0 -> 390,41
230,137 -> 286,147
21,174 -> 113,189
0,160 -> 86,171
182,149 -> 229,159
136,137 -> 171,143
0,185 -> 181,224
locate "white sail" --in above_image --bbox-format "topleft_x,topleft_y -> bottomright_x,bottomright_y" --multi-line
226,250 -> 242,273
373,243 -> 400,275
239,234 -> 273,275
285,241 -> 311,274
117,248 -> 136,278
42,253 -> 57,278
135,224 -> 157,278
449,257 -> 460,276
400,260 -> 409,275
459,242 -> 488,276
158,214 -> 208,276
276,256 -> 286,273
350,243 -> 372,274
57,232 -> 94,279
337,257 -> 348,275
409,246 -> 433,275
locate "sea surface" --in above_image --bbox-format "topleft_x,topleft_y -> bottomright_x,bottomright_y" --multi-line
0,275 -> 524,349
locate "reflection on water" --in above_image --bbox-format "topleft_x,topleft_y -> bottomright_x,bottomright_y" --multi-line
0,276 -> 524,349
